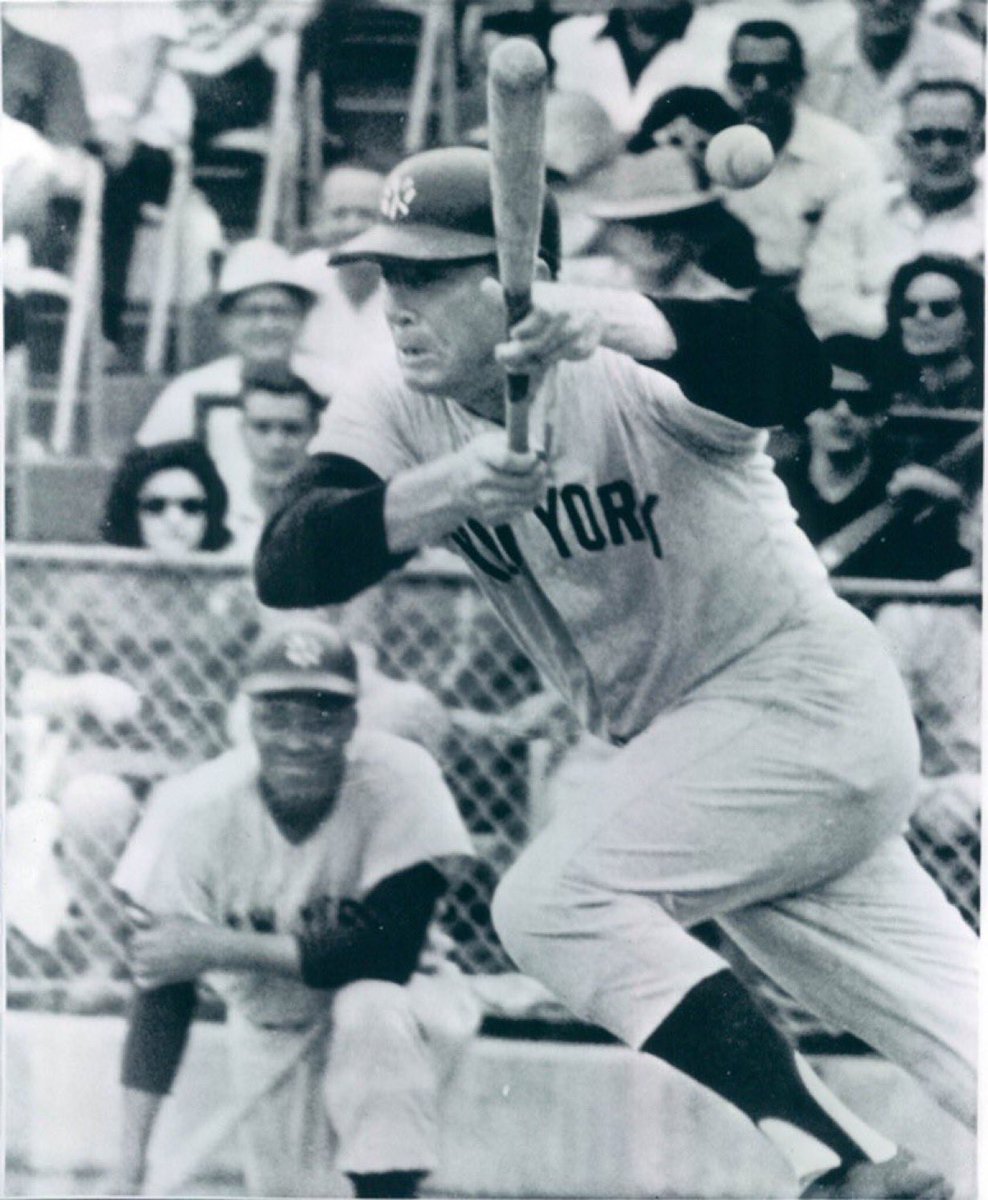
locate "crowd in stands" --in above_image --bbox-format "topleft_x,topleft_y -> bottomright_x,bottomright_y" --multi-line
4,0 -> 983,991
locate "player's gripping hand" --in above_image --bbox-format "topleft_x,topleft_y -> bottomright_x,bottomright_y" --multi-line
127,914 -> 219,988
449,431 -> 548,524
483,278 -> 602,376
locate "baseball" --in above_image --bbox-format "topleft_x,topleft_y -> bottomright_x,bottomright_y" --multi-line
704,125 -> 775,189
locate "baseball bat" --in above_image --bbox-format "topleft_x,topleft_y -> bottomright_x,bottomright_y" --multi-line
487,38 -> 549,453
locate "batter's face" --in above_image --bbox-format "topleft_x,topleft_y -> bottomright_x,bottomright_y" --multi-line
381,258 -> 505,411
250,692 -> 357,842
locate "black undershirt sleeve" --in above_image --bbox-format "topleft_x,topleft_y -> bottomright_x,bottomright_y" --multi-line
121,980 -> 197,1095
121,864 -> 446,1093
254,453 -> 414,608
297,862 -> 447,990
643,292 -> 830,429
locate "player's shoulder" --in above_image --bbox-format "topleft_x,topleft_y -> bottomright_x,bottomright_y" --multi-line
148,747 -> 259,822
346,727 -> 444,782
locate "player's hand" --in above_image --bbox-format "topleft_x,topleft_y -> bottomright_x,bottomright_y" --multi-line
483,278 -> 602,376
128,914 -> 218,988
75,673 -> 142,725
450,431 -> 548,524
887,465 -> 963,506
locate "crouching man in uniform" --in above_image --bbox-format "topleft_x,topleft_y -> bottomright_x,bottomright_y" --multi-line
111,619 -> 480,1197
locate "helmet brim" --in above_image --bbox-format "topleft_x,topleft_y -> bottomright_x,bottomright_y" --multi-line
330,223 -> 497,265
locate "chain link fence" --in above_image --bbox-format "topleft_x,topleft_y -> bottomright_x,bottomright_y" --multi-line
5,544 -> 980,1044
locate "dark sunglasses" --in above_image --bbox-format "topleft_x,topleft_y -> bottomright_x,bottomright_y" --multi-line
138,496 -> 209,516
906,127 -> 971,148
901,298 -> 962,318
728,62 -> 794,87
829,390 -> 886,417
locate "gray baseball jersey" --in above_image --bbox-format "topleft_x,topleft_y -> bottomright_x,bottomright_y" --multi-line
314,349 -> 834,743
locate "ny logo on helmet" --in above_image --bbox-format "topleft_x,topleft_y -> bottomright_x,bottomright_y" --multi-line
283,632 -> 326,669
382,175 -> 416,221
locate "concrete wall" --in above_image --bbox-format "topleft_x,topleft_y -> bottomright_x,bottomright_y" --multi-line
5,1011 -> 977,1198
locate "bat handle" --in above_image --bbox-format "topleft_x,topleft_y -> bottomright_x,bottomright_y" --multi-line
506,374 -> 531,453
504,290 -> 533,453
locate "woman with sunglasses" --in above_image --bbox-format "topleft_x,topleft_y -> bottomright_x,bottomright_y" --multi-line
882,255 -> 984,412
775,335 -> 970,579
103,440 -> 232,555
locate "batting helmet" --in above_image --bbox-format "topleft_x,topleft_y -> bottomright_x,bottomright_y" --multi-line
330,146 -> 562,278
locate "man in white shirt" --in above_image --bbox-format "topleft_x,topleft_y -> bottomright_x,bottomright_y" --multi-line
720,20 -> 880,282
799,78 -> 984,338
225,366 -> 326,558
295,164 -> 393,393
802,0 -> 983,174
137,238 -> 332,509
547,1 -> 856,137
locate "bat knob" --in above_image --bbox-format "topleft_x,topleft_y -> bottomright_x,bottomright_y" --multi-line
489,37 -> 549,91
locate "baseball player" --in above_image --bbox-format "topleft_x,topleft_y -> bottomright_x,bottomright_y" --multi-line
111,620 -> 479,1198
256,147 -> 977,1198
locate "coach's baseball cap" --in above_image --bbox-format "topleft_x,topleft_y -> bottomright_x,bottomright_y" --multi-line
242,621 -> 359,699
330,146 -> 562,277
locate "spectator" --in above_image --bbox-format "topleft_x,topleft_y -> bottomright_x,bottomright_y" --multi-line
111,621 -> 480,1198
776,335 -> 972,578
295,164 -> 392,393
802,0 -> 983,171
548,1 -> 860,136
721,20 -> 879,284
137,239 -> 327,509
102,439 -> 233,556
873,484 -> 981,890
3,19 -> 93,278
626,86 -> 739,181
225,366 -> 327,556
798,78 -> 985,338
562,146 -> 760,295
880,255 -> 984,410
93,0 -> 316,351
549,4 -> 730,135
2,17 -> 90,153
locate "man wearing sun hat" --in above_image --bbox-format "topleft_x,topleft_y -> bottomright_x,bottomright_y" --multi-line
111,618 -> 478,1198
563,143 -> 761,294
135,237 -> 337,515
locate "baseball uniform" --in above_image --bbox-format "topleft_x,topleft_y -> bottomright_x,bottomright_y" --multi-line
296,340 -> 977,1129
113,729 -> 479,1194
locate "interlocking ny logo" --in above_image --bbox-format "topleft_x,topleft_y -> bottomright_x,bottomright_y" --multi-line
283,632 -> 325,669
382,175 -> 416,221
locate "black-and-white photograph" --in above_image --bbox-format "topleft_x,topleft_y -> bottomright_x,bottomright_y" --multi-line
3,0 -> 983,1196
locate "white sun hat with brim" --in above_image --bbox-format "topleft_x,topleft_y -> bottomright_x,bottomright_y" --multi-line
218,238 -> 321,305
573,147 -> 724,222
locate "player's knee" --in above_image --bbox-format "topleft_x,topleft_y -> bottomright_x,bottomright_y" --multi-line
332,979 -> 417,1046
491,852 -> 568,970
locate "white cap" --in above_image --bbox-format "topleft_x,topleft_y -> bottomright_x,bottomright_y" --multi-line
218,238 -> 319,302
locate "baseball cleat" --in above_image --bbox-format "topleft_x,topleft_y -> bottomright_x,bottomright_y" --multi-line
800,1150 -> 953,1199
